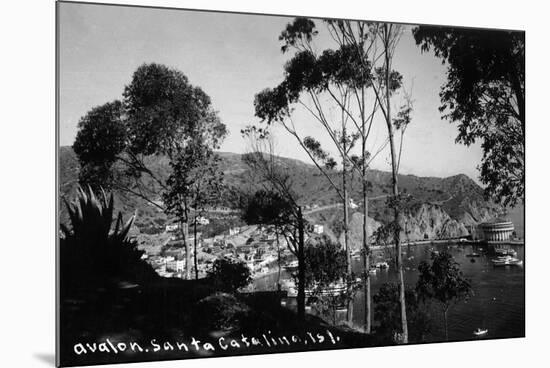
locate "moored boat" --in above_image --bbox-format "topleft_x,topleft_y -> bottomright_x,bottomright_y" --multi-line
374,261 -> 390,269
473,328 -> 488,336
495,248 -> 517,257
492,255 -> 523,267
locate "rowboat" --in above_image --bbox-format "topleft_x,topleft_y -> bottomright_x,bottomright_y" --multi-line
473,328 -> 488,336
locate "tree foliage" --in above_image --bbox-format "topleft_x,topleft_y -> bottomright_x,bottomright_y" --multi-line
72,101 -> 127,189
163,140 -> 224,223
122,63 -> 225,156
302,235 -> 353,326
207,257 -> 252,293
416,251 -> 472,307
373,283 -> 431,343
416,251 -> 473,340
60,186 -> 157,293
241,189 -> 294,229
240,132 -> 308,322
413,26 -> 524,206
254,17 -> 412,335
303,235 -> 348,289
72,63 -> 227,279
73,63 -> 227,205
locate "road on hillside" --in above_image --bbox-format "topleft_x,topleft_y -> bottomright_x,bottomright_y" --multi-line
303,194 -> 389,215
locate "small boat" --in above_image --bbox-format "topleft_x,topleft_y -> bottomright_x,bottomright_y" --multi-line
473,328 -> 488,336
507,258 -> 523,266
491,256 -> 511,266
284,260 -> 299,271
492,256 -> 523,267
375,261 -> 390,269
466,252 -> 481,257
495,248 -> 517,257
369,269 -> 377,274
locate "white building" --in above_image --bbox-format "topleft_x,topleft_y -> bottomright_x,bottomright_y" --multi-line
229,227 -> 241,236
165,223 -> 179,232
313,224 -> 324,234
479,217 -> 515,242
196,216 -> 210,225
166,259 -> 185,273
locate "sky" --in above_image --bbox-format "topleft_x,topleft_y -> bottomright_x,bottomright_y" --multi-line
58,2 -> 485,183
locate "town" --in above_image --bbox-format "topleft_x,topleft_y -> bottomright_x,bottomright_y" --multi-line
139,212 -> 325,282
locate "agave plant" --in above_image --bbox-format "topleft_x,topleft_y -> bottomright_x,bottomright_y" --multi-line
61,186 -> 134,248
60,186 -> 155,291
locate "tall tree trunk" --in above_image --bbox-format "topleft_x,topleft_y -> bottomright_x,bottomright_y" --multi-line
276,228 -> 281,291
180,221 -> 190,280
297,208 -> 306,324
443,306 -> 449,341
510,72 -> 525,130
384,23 -> 408,343
362,162 -> 371,333
342,126 -> 353,326
193,217 -> 198,280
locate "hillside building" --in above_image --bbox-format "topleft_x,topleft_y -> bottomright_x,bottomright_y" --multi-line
313,224 -> 324,234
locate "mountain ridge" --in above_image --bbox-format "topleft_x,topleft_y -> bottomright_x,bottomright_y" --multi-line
59,146 -> 503,240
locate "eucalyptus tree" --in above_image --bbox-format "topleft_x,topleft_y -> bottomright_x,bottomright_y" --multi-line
73,63 -> 227,279
189,152 -> 224,280
254,17 -> 397,331
163,140 -> 224,279
240,131 -> 309,322
416,251 -> 473,341
372,23 -> 413,343
413,26 -> 524,206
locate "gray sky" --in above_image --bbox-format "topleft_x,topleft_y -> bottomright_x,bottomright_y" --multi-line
58,2 -> 484,182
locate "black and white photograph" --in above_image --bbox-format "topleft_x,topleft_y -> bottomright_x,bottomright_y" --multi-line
56,1 -> 525,366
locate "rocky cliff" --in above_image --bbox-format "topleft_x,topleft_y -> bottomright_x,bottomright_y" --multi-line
401,203 -> 470,241
333,201 -> 501,250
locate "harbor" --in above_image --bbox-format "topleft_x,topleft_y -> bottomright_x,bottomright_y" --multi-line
254,241 -> 524,342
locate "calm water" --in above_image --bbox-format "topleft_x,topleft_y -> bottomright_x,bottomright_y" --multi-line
255,243 -> 525,342
508,205 -> 525,238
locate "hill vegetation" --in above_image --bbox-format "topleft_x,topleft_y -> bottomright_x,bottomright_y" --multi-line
60,146 -> 502,242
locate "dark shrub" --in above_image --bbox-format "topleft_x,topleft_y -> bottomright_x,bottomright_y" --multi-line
207,257 -> 252,293
60,186 -> 157,293
373,283 -> 431,343
192,292 -> 250,333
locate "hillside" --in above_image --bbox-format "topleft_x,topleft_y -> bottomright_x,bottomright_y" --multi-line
59,146 -> 503,241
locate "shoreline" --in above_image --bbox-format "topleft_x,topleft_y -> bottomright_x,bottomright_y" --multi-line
369,238 -> 525,251
347,239 -> 526,257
